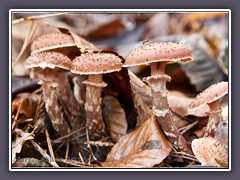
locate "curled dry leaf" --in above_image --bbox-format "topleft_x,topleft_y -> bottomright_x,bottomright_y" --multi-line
102,95 -> 127,142
128,69 -> 152,127
12,129 -> 35,164
191,137 -> 228,167
102,116 -> 172,168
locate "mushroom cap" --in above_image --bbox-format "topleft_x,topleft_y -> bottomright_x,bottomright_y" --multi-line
192,137 -> 228,167
124,42 -> 192,67
71,52 -> 123,75
25,51 -> 72,70
188,81 -> 228,111
31,32 -> 76,54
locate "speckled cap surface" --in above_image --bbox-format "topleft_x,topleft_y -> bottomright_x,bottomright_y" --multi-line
71,52 -> 122,75
25,51 -> 72,70
124,42 -> 192,67
192,137 -> 228,167
189,81 -> 228,111
31,32 -> 76,54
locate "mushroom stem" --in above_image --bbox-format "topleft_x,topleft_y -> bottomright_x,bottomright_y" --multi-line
54,72 -> 86,140
151,62 -> 167,76
143,71 -> 191,153
84,74 -> 106,140
41,72 -> 71,137
204,100 -> 222,137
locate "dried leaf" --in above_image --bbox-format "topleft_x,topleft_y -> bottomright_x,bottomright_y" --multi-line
12,129 -> 35,163
168,90 -> 209,117
12,92 -> 39,118
102,116 -> 172,167
128,69 -> 152,127
13,158 -> 51,167
102,95 -> 127,142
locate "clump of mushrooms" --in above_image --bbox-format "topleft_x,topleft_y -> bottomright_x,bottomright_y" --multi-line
124,42 -> 192,153
189,81 -> 228,137
71,52 -> 123,141
25,51 -> 72,137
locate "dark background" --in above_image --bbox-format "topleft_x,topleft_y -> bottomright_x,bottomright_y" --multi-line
1,0 -> 239,179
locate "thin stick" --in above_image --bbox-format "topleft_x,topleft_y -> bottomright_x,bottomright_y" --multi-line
55,158 -> 95,167
45,129 -> 55,161
78,152 -> 84,164
65,143 -> 69,160
84,141 -> 114,147
179,120 -> 198,135
30,140 -> 59,167
12,13 -> 67,25
51,126 -> 86,144
170,153 -> 199,162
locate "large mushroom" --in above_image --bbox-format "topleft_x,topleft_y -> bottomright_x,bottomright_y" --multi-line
189,81 -> 228,137
124,42 -> 192,153
71,52 -> 123,141
25,51 -> 73,137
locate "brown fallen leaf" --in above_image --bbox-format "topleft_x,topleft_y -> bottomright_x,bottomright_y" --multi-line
128,69 -> 152,128
102,116 -> 172,168
12,129 -> 35,164
12,92 -> 39,119
102,95 -> 127,142
168,90 -> 209,117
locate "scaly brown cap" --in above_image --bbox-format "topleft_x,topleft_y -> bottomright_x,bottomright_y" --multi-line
31,32 -> 76,54
25,51 -> 72,70
192,137 -> 228,167
71,52 -> 123,75
188,81 -> 228,111
124,42 -> 192,67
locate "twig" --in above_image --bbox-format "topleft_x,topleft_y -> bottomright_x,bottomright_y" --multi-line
51,126 -> 86,144
78,152 -> 84,164
45,129 -> 55,161
12,13 -> 67,25
30,140 -> 59,167
84,140 -> 114,147
55,158 -> 95,167
179,120 -> 199,135
170,152 -> 199,162
64,143 -> 69,167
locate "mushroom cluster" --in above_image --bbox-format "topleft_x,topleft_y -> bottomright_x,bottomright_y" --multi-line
25,32 -> 228,166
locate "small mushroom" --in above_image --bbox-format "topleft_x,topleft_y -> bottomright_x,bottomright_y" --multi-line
25,51 -> 73,137
124,42 -> 192,153
189,81 -> 228,137
71,52 -> 123,140
191,137 -> 228,167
